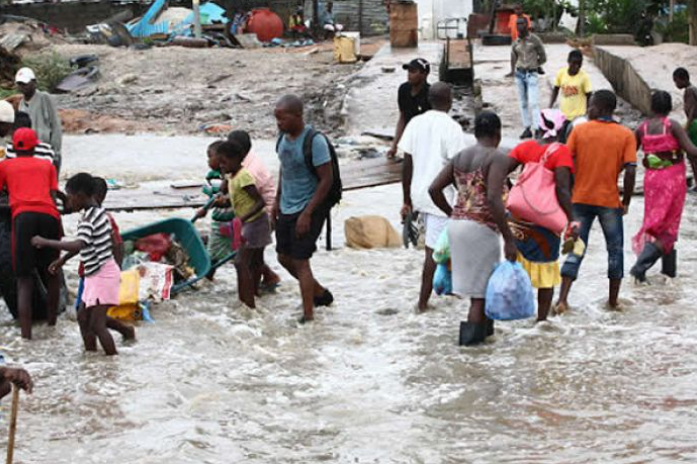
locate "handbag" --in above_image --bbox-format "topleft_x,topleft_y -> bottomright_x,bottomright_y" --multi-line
506,143 -> 567,234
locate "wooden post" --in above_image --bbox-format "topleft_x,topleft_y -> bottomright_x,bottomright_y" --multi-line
192,0 -> 202,38
670,0 -> 675,22
325,210 -> 332,251
578,0 -> 585,37
487,0 -> 497,34
6,386 -> 19,464
358,0 -> 364,35
313,0 -> 320,35
690,0 -> 697,45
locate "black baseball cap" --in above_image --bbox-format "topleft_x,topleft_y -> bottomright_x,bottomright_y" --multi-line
402,58 -> 430,74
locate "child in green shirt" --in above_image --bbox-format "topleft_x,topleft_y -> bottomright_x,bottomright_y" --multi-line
195,141 -> 236,272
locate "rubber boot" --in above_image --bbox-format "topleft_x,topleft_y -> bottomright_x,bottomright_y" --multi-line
486,318 -> 494,337
661,249 -> 677,279
630,242 -> 662,283
459,322 -> 488,346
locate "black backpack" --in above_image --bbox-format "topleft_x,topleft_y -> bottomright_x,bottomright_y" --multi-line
277,128 -> 342,211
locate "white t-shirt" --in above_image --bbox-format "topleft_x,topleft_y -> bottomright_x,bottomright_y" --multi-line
398,110 -> 466,216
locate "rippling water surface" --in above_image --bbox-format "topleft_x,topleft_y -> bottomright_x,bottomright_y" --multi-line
2,137 -> 697,463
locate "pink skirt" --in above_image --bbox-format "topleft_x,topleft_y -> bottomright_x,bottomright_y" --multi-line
82,259 -> 121,307
632,162 -> 687,255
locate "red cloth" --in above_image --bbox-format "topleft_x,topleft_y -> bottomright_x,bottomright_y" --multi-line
509,140 -> 575,173
135,233 -> 171,261
0,157 -> 59,219
78,213 -> 121,277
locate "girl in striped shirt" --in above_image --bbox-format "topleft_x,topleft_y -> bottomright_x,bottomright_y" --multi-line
32,173 -> 120,355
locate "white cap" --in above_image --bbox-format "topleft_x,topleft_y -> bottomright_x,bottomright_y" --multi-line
15,67 -> 36,84
0,101 -> 14,124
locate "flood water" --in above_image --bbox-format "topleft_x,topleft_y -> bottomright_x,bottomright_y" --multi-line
2,136 -> 697,463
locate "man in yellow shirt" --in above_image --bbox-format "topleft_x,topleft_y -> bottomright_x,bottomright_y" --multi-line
549,50 -> 593,141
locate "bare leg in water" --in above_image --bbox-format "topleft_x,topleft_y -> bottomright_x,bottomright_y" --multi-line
278,253 -> 326,323
44,270 -> 60,327
418,246 -> 436,311
235,246 -> 256,308
77,305 -> 97,351
79,302 -> 135,340
555,276 -> 573,314
468,298 -> 486,323
537,288 -> 554,321
89,304 -> 117,355
17,277 -> 33,340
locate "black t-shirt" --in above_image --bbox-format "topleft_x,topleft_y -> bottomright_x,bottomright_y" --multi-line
398,82 -> 431,125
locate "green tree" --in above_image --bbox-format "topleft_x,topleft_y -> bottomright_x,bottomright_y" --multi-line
689,0 -> 697,44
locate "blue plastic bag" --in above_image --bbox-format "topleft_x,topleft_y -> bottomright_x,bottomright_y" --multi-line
433,262 -> 452,295
432,228 -> 450,265
485,261 -> 536,321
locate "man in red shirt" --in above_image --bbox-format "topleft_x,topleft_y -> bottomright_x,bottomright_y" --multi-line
0,128 -> 61,339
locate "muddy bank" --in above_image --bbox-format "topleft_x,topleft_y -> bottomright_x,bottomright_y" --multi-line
49,42 -> 379,138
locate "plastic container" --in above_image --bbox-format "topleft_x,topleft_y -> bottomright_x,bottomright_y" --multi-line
246,8 -> 284,43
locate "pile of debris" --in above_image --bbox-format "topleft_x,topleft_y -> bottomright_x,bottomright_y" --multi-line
0,15 -> 68,55
85,1 -> 294,50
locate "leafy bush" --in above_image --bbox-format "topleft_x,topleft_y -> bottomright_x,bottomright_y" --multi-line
21,52 -> 71,93
655,9 -> 690,43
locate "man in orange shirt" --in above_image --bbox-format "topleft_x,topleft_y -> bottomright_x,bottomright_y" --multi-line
508,3 -> 531,42
555,90 -> 637,312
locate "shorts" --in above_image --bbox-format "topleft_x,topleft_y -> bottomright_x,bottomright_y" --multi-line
12,212 -> 60,277
241,213 -> 272,249
422,213 -> 449,249
82,259 -> 121,307
276,208 -> 327,260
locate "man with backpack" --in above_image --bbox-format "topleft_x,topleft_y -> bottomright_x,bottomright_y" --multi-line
399,82 -> 466,311
273,94 -> 341,323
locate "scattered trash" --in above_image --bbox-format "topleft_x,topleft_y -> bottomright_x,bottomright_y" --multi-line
199,123 -> 234,135
55,66 -> 99,93
170,36 -> 209,48
86,22 -> 133,48
0,16 -> 66,55
116,73 -> 138,86
233,33 -> 263,49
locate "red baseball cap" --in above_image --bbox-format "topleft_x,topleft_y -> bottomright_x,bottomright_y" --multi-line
12,127 -> 39,151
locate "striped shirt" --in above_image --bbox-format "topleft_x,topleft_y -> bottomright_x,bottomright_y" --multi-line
4,142 -> 55,163
77,206 -> 113,276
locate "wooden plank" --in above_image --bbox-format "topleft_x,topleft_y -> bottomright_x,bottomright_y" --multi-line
448,39 -> 472,70
105,159 -> 404,211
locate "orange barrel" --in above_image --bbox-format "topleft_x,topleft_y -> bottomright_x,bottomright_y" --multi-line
246,8 -> 284,43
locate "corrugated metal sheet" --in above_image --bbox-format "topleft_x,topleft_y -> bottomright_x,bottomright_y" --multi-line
304,0 -> 388,36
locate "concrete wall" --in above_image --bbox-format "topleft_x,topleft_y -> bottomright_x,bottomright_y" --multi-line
593,46 -> 651,114
415,0 -> 473,39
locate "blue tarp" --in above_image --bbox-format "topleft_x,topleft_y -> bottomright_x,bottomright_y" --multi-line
127,0 -> 169,38
128,2 -> 228,39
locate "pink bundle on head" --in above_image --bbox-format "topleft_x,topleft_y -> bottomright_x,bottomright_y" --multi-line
539,109 -> 567,139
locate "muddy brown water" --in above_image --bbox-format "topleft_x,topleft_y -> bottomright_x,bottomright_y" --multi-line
1,133 -> 697,462
1,183 -> 697,462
